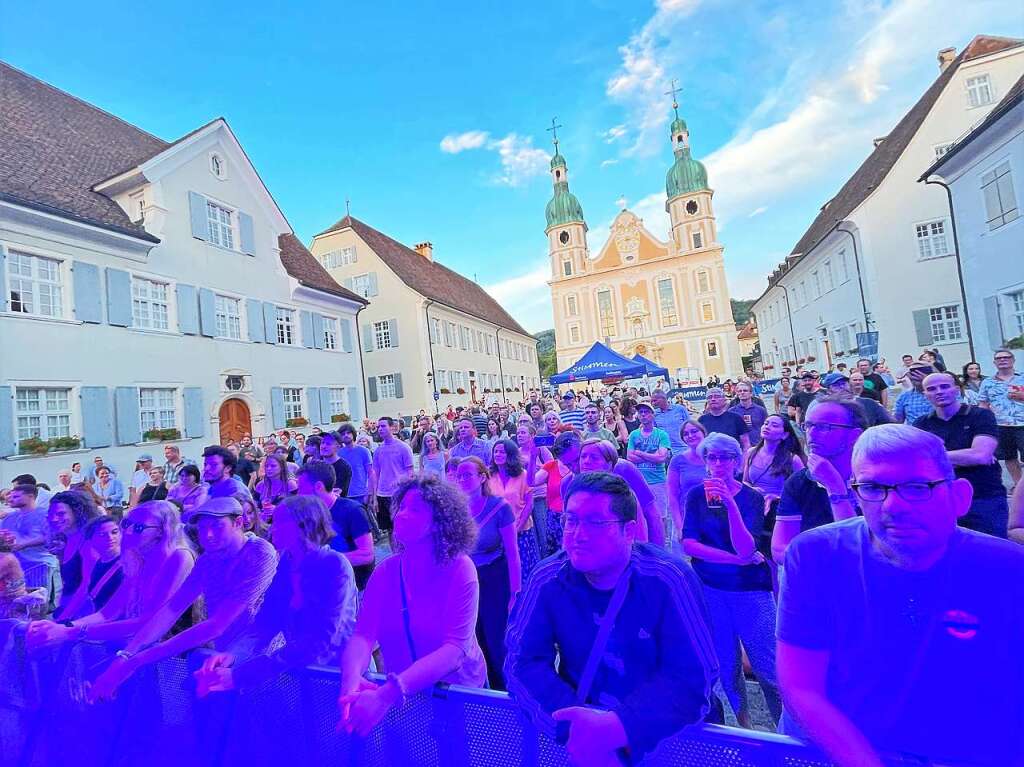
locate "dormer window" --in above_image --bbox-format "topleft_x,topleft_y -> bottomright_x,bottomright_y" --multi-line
966,74 -> 993,108
210,153 -> 226,179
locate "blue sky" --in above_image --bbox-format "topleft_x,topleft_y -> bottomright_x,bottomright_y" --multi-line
3,0 -> 1022,332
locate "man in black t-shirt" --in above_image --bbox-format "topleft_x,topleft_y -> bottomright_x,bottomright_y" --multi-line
233,447 -> 258,487
786,372 -> 820,424
318,431 -> 352,498
698,387 -> 750,450
857,358 -> 889,407
914,372 -> 1008,537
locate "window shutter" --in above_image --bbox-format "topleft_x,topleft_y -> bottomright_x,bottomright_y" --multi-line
300,310 -> 315,348
912,309 -> 934,346
307,386 -> 323,426
105,268 -> 133,327
340,319 -> 353,353
177,284 -> 199,335
263,302 -> 278,344
270,387 -> 286,429
368,272 -> 379,297
238,211 -> 256,255
318,387 -> 332,421
394,373 -> 404,399
114,386 -> 142,445
983,295 -> 1005,350
245,298 -> 265,342
0,244 -> 7,313
343,277 -> 354,291
313,314 -> 326,349
0,386 -> 14,457
368,377 -> 378,402
347,386 -> 362,422
182,387 -> 205,438
72,261 -> 102,323
198,288 -> 216,337
983,180 -> 1003,226
81,386 -> 113,448
189,192 -> 208,241
389,318 -> 399,348
362,323 -> 374,352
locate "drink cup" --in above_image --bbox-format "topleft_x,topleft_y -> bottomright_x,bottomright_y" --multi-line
703,479 -> 721,506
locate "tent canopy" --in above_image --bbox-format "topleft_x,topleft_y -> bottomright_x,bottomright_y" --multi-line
631,353 -> 670,381
549,342 -> 647,384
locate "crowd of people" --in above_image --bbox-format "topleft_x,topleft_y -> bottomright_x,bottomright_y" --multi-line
2,346 -> 1023,766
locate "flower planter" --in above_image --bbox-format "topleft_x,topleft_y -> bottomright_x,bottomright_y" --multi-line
285,418 -> 309,428
143,428 -> 182,442
17,435 -> 82,455
456,388 -> 466,395
330,413 -> 351,423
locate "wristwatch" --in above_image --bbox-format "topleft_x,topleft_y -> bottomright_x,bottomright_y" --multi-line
827,490 -> 856,504
115,649 -> 135,661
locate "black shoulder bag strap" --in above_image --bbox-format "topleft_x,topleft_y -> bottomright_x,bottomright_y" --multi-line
575,565 -> 631,705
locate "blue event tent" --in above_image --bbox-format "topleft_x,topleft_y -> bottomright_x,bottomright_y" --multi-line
549,342 -> 647,384
631,353 -> 670,381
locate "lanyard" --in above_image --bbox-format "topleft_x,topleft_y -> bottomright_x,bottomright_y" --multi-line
576,565 -> 631,705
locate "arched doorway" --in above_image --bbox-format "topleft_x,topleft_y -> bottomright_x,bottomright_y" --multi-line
219,398 -> 252,445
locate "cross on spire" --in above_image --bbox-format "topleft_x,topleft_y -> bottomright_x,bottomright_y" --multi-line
547,117 -> 563,150
665,79 -> 682,119
345,197 -> 351,217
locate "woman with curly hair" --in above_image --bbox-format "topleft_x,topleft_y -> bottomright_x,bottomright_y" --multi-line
337,474 -> 485,736
46,490 -> 102,617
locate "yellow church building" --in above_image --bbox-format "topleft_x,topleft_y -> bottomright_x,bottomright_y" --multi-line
547,103 -> 743,384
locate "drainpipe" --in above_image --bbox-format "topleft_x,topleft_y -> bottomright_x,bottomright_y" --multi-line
923,177 -> 976,361
354,302 -> 369,421
494,327 -> 507,405
779,283 -> 798,366
423,300 -> 439,414
834,224 -> 871,332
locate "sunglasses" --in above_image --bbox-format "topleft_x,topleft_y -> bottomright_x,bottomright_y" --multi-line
119,520 -> 161,534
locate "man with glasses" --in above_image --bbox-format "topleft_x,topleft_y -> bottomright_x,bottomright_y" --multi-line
559,390 -> 586,432
506,472 -> 717,766
776,424 -> 1024,766
915,372 -> 1007,537
772,396 -> 866,563
979,348 -> 1024,488
698,388 -> 751,451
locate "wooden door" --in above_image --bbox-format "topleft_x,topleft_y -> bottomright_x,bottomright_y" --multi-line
218,399 -> 251,445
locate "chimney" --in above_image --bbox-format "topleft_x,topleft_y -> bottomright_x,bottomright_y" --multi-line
413,241 -> 433,261
937,47 -> 956,72
873,136 -> 887,148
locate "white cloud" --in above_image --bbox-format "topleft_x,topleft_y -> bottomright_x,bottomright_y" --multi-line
439,130 -> 549,187
600,159 -> 619,169
484,262 -> 553,333
603,125 -> 628,143
747,206 -> 768,218
440,130 -> 490,153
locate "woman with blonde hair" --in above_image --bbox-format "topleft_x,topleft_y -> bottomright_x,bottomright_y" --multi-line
28,500 -> 195,648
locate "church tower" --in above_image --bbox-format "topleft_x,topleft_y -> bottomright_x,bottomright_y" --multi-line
664,94 -> 717,256
545,122 -> 588,281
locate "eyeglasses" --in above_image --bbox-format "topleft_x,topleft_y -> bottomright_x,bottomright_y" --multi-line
851,480 -> 949,503
705,453 -> 738,463
804,420 -> 858,434
563,514 -> 624,533
994,356 -> 1014,362
119,520 -> 161,534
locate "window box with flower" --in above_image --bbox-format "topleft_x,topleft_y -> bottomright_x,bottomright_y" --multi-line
439,387 -> 452,394
285,417 -> 309,428
142,428 -> 182,443
17,435 -> 82,456
330,413 -> 351,423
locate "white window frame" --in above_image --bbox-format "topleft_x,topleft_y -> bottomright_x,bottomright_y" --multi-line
139,387 -> 178,434
328,387 -> 346,417
276,307 -> 296,345
377,374 -> 397,400
706,340 -> 720,358
323,317 -> 338,350
696,270 -> 711,293
569,323 -> 581,344
206,199 -> 235,250
839,250 -> 850,282
823,260 -> 834,291
657,277 -> 678,327
596,289 -> 616,338
566,294 -> 578,317
282,387 -> 304,420
460,325 -> 470,350
982,161 -> 1019,231
131,276 -> 170,331
1011,290 -> 1024,337
430,317 -> 442,344
915,218 -> 951,260
700,300 -> 715,323
812,270 -> 822,297
934,142 -> 954,159
6,250 -> 65,319
15,387 -> 73,444
966,73 -> 993,108
485,335 -> 494,355
214,293 -> 242,340
374,320 -> 393,350
562,259 -> 573,277
320,247 -> 356,269
928,304 -> 963,344
350,273 -> 372,299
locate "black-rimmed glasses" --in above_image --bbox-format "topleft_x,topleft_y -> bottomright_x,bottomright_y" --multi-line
851,480 -> 949,503
804,420 -> 859,434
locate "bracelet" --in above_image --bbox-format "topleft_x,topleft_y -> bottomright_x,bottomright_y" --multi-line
115,649 -> 135,661
385,673 -> 407,706
828,490 -> 855,504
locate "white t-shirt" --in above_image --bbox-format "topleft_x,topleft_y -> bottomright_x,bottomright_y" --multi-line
131,469 -> 150,491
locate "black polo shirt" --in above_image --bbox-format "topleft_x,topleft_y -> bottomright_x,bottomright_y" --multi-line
913,405 -> 1003,499
786,390 -> 819,421
698,411 -> 750,441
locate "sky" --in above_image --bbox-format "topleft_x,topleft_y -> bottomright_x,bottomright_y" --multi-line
3,1 -> 1021,333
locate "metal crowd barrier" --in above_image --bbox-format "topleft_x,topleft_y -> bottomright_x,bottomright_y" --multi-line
0,619 -> 908,767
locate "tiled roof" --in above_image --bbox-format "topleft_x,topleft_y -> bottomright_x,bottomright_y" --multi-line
737,320 -> 757,340
278,233 -> 367,303
318,215 -> 532,337
789,35 -> 1022,259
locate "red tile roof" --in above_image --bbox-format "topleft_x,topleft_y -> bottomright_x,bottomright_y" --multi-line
318,215 -> 532,337
278,233 -> 367,303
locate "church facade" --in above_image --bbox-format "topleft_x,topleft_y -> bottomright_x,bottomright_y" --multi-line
547,107 -> 743,384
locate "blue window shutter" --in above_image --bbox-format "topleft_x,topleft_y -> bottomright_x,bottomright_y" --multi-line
368,377 -> 378,402
189,192 -> 208,241
300,310 -> 315,348
72,261 -> 102,323
393,373 -> 404,399
340,319 -> 353,353
313,314 -> 325,349
238,211 -> 255,255
912,309 -> 934,346
389,318 -> 399,348
114,386 -> 141,445
368,272 -> 379,297
346,386 -> 362,422
343,277 -> 354,291
105,269 -> 133,327
81,386 -> 113,448
183,387 -> 205,438
270,387 -> 285,429
0,386 -> 14,457
0,244 -> 7,313
318,387 -> 332,421
198,288 -> 216,337
246,298 -> 265,342
362,323 -> 374,352
308,387 -> 322,426
176,284 -> 199,335
263,302 -> 278,344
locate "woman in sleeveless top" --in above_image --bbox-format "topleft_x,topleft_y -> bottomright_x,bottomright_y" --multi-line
742,414 -> 805,557
419,432 -> 447,477
488,439 -> 538,579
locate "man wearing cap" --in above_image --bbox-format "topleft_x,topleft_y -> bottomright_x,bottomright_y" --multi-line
787,373 -> 820,424
129,454 -> 154,508
894,365 -> 936,424
559,390 -> 586,432
88,497 -> 277,702
627,401 -> 672,521
822,373 -> 891,428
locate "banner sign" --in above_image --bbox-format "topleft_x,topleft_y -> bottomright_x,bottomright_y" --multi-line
668,378 -> 781,404
856,332 -> 879,362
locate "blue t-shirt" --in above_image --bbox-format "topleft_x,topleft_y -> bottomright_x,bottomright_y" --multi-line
778,518 -> 1024,764
654,404 -> 690,455
339,444 -> 373,498
627,427 -> 671,485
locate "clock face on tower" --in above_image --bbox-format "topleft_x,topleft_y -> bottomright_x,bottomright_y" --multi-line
685,200 -> 698,215
559,230 -> 570,245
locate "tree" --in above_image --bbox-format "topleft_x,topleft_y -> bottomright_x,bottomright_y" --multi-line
730,298 -> 756,328
534,329 -> 557,379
